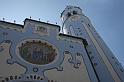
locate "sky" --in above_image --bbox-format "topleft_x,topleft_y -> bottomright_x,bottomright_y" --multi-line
0,0 -> 124,67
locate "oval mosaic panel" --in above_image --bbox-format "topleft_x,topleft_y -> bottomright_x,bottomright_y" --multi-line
18,40 -> 57,65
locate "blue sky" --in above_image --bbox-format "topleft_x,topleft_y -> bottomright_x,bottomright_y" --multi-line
0,0 -> 124,67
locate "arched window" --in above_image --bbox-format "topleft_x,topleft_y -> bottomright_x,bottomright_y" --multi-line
73,11 -> 77,15
67,12 -> 71,17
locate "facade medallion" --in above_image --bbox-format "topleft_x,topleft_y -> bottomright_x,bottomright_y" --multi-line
18,40 -> 57,65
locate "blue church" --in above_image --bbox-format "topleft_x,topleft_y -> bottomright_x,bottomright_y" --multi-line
0,6 -> 124,82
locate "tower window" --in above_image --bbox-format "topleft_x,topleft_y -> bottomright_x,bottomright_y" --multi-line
120,68 -> 124,72
88,24 -> 90,27
67,12 -> 71,17
73,11 -> 77,15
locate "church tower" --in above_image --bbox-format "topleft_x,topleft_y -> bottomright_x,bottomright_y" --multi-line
0,5 -> 124,82
61,6 -> 124,82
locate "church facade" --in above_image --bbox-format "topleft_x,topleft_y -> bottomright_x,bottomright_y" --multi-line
0,6 -> 124,82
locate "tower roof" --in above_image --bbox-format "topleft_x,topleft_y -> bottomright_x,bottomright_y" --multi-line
60,5 -> 82,17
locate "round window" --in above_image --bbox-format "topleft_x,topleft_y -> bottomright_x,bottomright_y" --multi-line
18,40 -> 57,65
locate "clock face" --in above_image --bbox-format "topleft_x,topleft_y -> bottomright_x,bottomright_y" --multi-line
69,15 -> 80,21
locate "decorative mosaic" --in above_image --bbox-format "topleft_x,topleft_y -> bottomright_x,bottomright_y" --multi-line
0,20 -> 89,82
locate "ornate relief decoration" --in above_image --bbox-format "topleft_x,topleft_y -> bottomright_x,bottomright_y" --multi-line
18,40 -> 57,65
64,51 -> 81,68
1,74 -> 57,82
35,26 -> 49,35
37,26 -> 47,33
2,75 -> 42,82
0,21 -> 87,82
